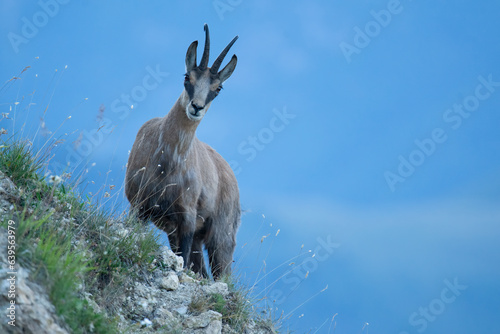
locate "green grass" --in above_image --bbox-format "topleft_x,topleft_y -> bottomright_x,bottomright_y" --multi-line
0,138 -> 45,188
78,208 -> 160,312
188,273 -> 278,332
0,138 -> 161,333
1,212 -> 116,333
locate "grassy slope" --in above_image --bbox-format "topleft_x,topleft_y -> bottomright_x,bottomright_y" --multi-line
0,137 -> 279,333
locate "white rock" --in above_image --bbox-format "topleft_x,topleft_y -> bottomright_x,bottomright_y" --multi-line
0,171 -> 16,195
161,246 -> 184,271
0,259 -> 69,334
174,305 -> 188,315
179,272 -> 197,283
202,282 -> 229,296
198,318 -> 223,334
184,310 -> 222,329
160,246 -> 184,271
160,272 -> 180,291
154,307 -> 178,327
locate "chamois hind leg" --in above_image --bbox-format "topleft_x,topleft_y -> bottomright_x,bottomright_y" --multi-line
188,231 -> 208,278
207,217 -> 237,280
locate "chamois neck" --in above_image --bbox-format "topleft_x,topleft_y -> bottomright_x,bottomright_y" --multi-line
162,91 -> 200,157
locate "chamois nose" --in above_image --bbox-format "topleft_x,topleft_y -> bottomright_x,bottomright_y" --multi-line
191,102 -> 204,113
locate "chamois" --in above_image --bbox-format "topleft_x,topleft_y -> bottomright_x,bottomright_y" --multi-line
125,24 -> 240,279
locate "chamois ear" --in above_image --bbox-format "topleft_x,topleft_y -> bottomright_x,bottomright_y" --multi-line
218,54 -> 237,84
185,41 -> 198,72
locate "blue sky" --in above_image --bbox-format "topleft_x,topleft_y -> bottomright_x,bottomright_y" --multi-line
1,1 -> 500,333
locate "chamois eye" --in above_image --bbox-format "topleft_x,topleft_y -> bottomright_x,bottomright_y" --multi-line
184,74 -> 190,83
216,85 -> 223,93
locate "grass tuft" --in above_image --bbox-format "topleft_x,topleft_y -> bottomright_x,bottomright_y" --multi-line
1,212 -> 116,333
0,138 -> 45,188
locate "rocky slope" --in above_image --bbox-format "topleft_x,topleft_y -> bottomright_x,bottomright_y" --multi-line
0,169 -> 275,334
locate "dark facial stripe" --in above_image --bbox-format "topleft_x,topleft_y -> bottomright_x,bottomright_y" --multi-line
184,80 -> 195,100
205,90 -> 218,105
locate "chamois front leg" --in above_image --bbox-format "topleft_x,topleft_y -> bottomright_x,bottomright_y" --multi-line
155,218 -> 181,255
166,226 -> 180,256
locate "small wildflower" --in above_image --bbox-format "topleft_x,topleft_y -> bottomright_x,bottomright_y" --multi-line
48,175 -> 63,185
109,185 -> 115,190
140,318 -> 152,327
0,128 -> 7,135
1,113 -> 10,119
104,192 -> 110,198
